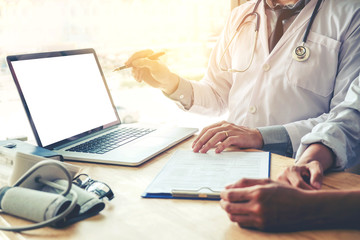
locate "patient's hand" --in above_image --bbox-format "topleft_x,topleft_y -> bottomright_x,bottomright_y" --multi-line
277,143 -> 335,190
277,161 -> 323,190
220,178 -> 311,231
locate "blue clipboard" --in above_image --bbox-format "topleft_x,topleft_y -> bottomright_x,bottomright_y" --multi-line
142,186 -> 221,200
142,150 -> 271,200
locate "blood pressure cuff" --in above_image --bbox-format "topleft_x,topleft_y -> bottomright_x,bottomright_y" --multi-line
0,186 -> 80,227
0,180 -> 105,228
42,179 -> 105,227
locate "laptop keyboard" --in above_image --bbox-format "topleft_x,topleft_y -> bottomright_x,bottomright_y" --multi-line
66,127 -> 156,154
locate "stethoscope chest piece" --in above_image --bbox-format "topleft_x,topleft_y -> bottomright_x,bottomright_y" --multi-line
292,45 -> 310,62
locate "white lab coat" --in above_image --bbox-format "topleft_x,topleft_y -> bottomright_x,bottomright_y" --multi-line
296,75 -> 360,170
187,0 -> 360,153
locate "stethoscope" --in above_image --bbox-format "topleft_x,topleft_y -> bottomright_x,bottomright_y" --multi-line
293,0 -> 323,62
219,0 -> 323,73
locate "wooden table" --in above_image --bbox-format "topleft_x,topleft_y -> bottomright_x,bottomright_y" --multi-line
2,136 -> 360,240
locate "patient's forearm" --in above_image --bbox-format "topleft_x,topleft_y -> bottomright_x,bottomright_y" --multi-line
297,143 -> 335,171
302,190 -> 360,229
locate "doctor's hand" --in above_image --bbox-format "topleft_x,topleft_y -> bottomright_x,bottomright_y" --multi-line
125,49 -> 180,95
192,121 -> 263,153
220,178 -> 310,231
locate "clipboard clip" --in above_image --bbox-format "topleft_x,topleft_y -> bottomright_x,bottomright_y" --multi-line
171,187 -> 221,199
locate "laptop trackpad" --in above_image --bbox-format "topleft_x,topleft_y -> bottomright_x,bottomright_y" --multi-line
105,136 -> 172,164
130,136 -> 172,149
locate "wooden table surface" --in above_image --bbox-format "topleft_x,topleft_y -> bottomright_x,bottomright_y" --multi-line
1,136 -> 360,240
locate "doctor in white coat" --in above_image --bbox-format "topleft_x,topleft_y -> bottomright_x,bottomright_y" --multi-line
125,0 -> 360,158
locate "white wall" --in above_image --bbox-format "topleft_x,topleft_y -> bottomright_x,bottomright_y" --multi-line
231,0 -> 248,10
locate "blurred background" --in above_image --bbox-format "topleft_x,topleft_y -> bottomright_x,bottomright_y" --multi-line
0,0 -> 231,142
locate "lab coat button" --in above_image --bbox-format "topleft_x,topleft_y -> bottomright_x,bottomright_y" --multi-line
263,64 -> 271,72
249,106 -> 257,114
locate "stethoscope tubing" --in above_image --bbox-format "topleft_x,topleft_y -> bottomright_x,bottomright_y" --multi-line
302,0 -> 323,44
219,0 -> 324,72
236,0 -> 262,32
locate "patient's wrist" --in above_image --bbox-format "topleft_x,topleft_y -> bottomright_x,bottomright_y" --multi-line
305,190 -> 360,229
297,143 -> 335,171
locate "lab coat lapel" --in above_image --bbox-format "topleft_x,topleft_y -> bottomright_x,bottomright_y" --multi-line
269,0 -> 318,55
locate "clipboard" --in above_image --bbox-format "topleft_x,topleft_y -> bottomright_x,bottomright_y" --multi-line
142,150 -> 271,200
143,187 -> 221,200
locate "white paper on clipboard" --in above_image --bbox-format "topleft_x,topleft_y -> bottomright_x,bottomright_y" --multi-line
143,150 -> 270,199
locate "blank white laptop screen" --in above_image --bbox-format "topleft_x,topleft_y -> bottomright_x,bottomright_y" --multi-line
7,49 -> 198,166
11,53 -> 118,147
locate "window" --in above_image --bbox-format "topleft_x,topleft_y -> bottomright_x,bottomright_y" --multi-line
0,0 -> 230,140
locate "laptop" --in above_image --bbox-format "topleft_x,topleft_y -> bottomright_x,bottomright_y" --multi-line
7,48 -> 198,166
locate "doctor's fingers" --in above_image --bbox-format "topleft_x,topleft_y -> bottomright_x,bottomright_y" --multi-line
133,59 -> 173,83
132,68 -> 161,88
132,67 -> 144,82
215,131 -> 262,154
214,137 -> 237,153
125,49 -> 154,66
193,127 -> 229,153
192,121 -> 231,148
192,121 -> 228,142
132,58 -> 165,75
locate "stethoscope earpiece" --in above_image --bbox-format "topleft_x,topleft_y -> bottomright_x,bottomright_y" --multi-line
292,45 -> 310,62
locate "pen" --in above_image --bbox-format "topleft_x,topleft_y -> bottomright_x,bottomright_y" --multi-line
113,51 -> 165,72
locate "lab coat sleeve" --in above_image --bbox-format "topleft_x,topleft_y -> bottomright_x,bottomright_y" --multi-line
295,76 -> 360,170
284,12 -> 360,154
164,77 -> 194,110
